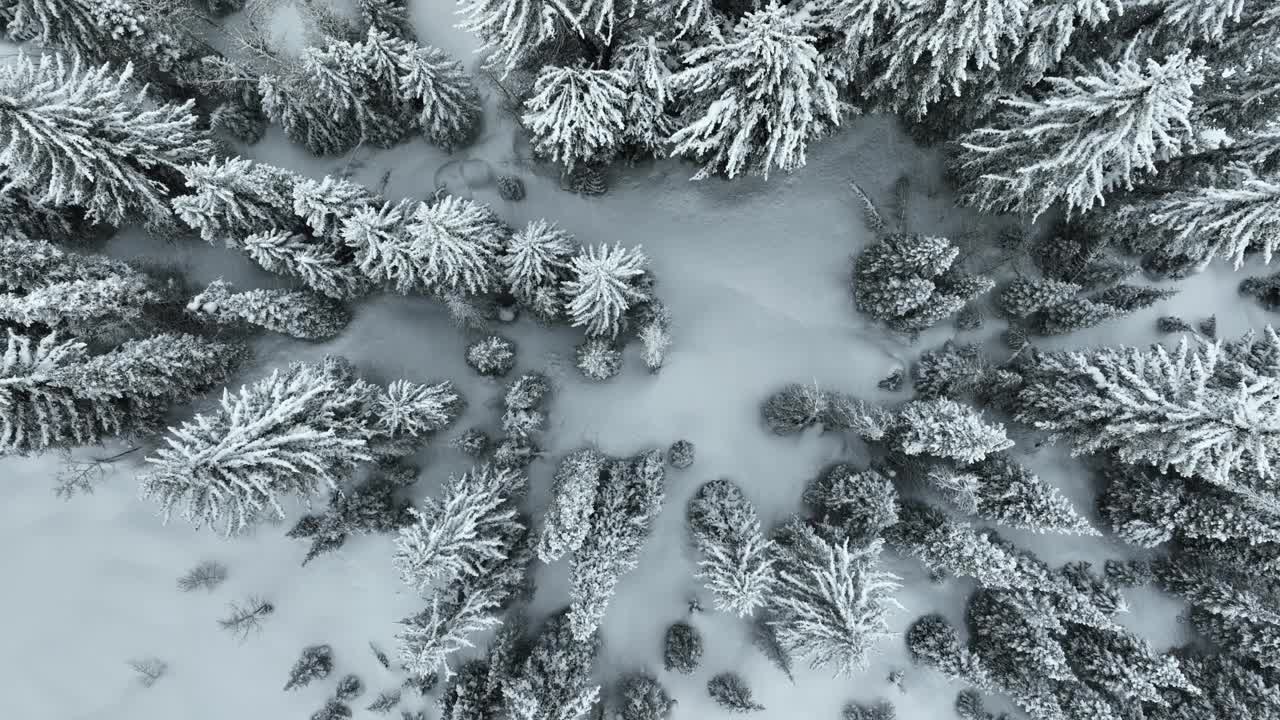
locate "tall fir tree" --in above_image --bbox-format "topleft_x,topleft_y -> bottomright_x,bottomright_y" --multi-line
171,157 -> 300,244
403,196 -> 508,296
562,243 -> 649,338
668,4 -> 842,179
0,53 -> 211,226
522,65 -> 630,171
398,45 -> 482,150
687,479 -> 775,616
186,279 -> 350,341
502,219 -> 577,313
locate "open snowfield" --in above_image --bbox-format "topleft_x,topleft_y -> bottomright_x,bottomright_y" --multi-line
2,3 -> 1275,719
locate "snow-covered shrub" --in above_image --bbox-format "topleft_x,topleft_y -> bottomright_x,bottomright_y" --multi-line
616,672 -> 676,720
854,234 -> 993,333
706,672 -> 764,712
663,622 -> 702,674
285,645 -> 335,690
667,440 -> 695,469
466,335 -> 517,376
575,338 -> 623,381
497,176 -> 525,201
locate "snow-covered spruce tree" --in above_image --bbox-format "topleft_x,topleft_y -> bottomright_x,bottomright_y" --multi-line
563,243 -> 649,338
891,399 -> 1013,465
853,234 -> 994,333
669,4 -> 842,179
687,479 -> 775,616
359,0 -> 414,37
1093,165 -> 1280,270
575,337 -> 623,381
766,521 -> 901,676
3,0 -> 193,74
522,65 -> 629,171
291,31 -> 410,151
1099,461 -> 1280,548
398,45 -> 482,150
0,237 -> 161,337
615,672 -> 675,720
293,175 -> 379,238
0,53 -> 211,226
284,644 -> 335,690
958,455 -> 1098,535
397,523 -> 533,678
1015,329 -> 1280,494
616,37 -> 676,158
1,331 -> 243,454
502,219 -> 577,313
843,700 -> 896,720
707,672 -> 764,712
868,0 -> 1029,119
905,614 -> 992,688
502,610 -> 600,720
911,342 -> 1021,404
804,464 -> 899,544
240,230 -> 372,300
568,451 -> 665,640
952,50 -> 1205,219
186,279 -> 350,341
171,157 -> 300,244
287,465 -> 416,565
997,278 -> 1081,319
537,448 -> 607,562
456,0 -> 578,76
140,358 -> 459,534
466,335 -> 517,377
258,71 -> 361,156
340,200 -> 423,293
1155,557 -> 1280,668
404,196 -> 508,296
394,464 -> 526,594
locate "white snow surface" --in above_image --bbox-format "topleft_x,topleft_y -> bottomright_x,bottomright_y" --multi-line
1,2 -> 1273,719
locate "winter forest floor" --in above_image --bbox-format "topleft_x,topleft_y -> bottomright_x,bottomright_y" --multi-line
2,3 -> 1277,720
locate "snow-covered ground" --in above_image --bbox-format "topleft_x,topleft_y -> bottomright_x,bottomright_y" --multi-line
2,2 -> 1274,719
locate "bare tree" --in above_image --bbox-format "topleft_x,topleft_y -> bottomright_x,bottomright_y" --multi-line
128,658 -> 168,687
218,595 -> 275,640
177,561 -> 228,592
54,447 -> 140,500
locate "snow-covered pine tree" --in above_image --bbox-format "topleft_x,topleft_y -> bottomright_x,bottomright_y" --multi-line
1031,297 -> 1118,335
568,451 -> 665,640
1015,329 -> 1280,494
1094,166 -> 1280,270
869,0 -> 1029,118
687,479 -> 775,616
1156,557 -> 1280,668
804,464 -> 900,544
292,175 -> 378,238
398,45 -> 482,150
0,53 -> 211,226
538,449 -> 607,562
241,230 -> 371,300
767,521 -> 901,676
284,644 -> 335,690
258,72 -> 361,157
1099,462 -> 1280,548
403,196 -> 508,296
616,37 -> 676,158
360,0 -> 415,38
4,0 -> 191,73
562,243 -> 649,338
394,465 -> 526,593
891,399 -> 1013,465
668,4 -> 842,179
707,672 -> 765,712
997,278 -> 1081,319
663,621 -> 703,673
905,614 -> 993,688
854,234 -> 994,332
522,65 -> 629,171
186,279 -> 350,340
397,523 -> 532,678
0,237 -> 161,337
807,0 -> 900,85
964,455 -> 1098,535
502,610 -> 600,720
295,33 -> 409,150
1,331 -> 243,454
340,200 -> 423,292
953,50 -> 1205,218
171,157 -> 299,244
377,379 -> 463,439
502,219 -> 577,311
456,0 -> 579,76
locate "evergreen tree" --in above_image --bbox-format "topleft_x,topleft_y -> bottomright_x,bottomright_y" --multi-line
892,399 -> 1013,464
465,335 -> 517,377
1156,558 -> 1280,668
359,0 -> 415,38
707,672 -> 764,712
1158,644 -> 1280,720
912,343 -> 1020,403
0,53 -> 211,225
404,196 -> 508,296
905,614 -> 993,688
953,51 -> 1205,218
502,219 -> 577,309
576,337 -> 623,381
284,644 -> 334,690
171,157 -> 299,243
998,278 -> 1081,318
1095,166 -> 1280,269
502,611 -> 600,720
568,452 -> 665,640
522,65 -> 630,171
258,71 -> 360,156
687,479 -> 775,616
616,37 -> 676,157
240,230 -> 371,300
186,279 -> 350,340
398,45 -> 482,150
292,175 -> 378,237
394,465 -> 526,593
1015,330 -> 1280,494
804,464 -> 900,544
854,234 -> 994,332
1032,297 -> 1119,335
1090,284 -> 1177,314
616,673 -> 676,720
563,243 -> 649,338
767,521 -> 901,676
1,331 -> 242,454
287,465 -> 416,565
294,33 -> 409,150
663,621 -> 703,673
843,700 -> 896,720
4,0 -> 192,75
669,4 -> 842,179
964,455 -> 1098,535
456,0 -> 578,75
537,449 -> 607,562
1155,0 -> 1246,43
